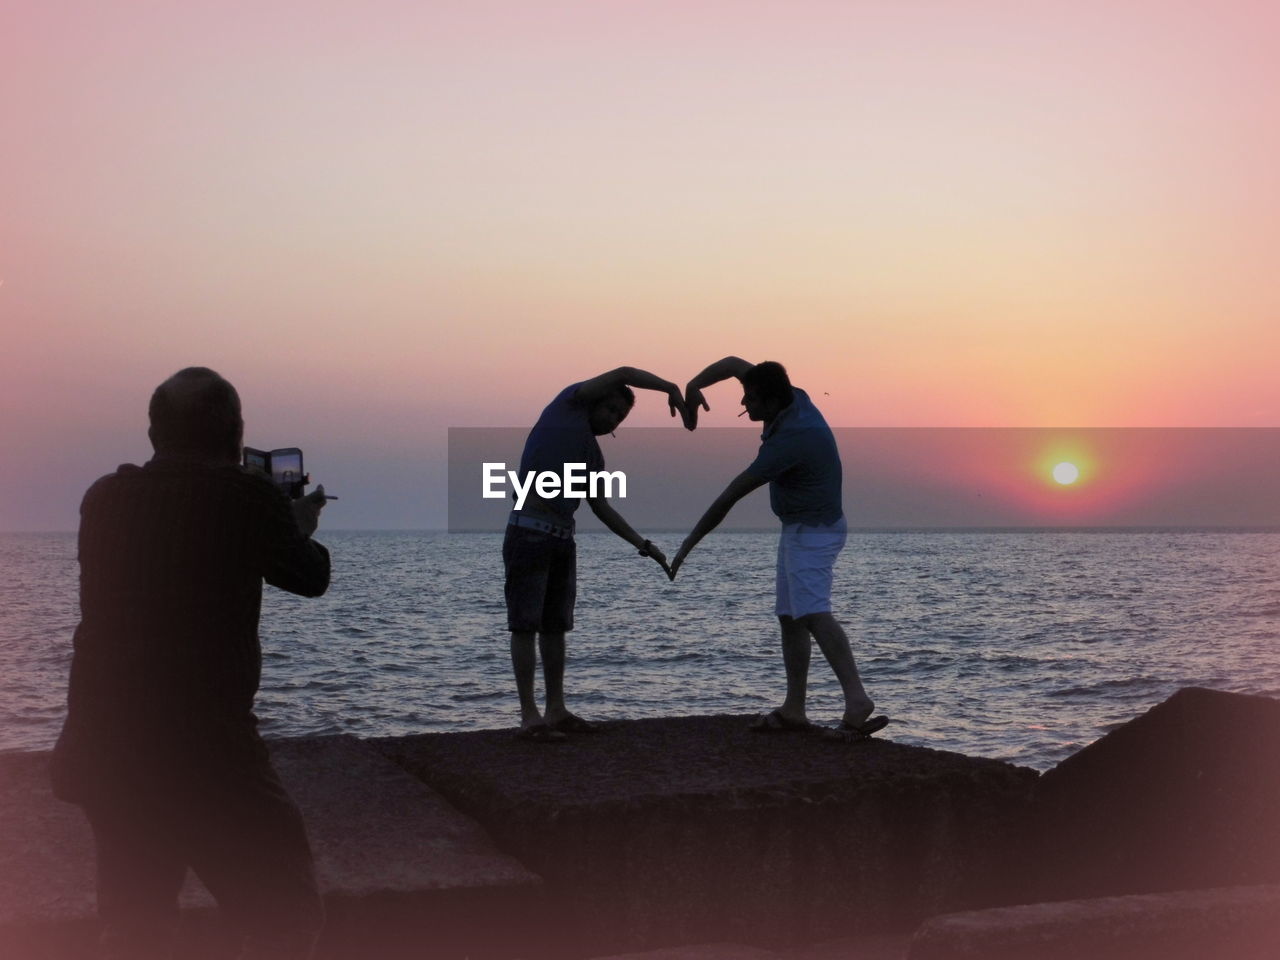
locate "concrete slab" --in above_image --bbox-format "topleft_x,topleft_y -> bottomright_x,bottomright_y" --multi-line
272,735 -> 538,897
270,736 -> 543,959
590,945 -> 780,960
378,715 -> 1037,958
0,751 -> 100,957
0,752 -> 219,957
1031,687 -> 1280,901
906,884 -> 1280,960
0,737 -> 542,959
781,934 -> 910,960
584,934 -> 912,960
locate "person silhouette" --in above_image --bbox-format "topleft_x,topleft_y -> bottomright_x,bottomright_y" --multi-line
671,357 -> 887,738
504,367 -> 685,741
51,367 -> 332,959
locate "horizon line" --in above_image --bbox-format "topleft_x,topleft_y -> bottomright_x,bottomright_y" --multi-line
11,525 -> 1280,536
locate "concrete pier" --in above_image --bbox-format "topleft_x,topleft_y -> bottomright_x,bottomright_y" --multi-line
3,689 -> 1278,959
378,715 -> 1036,957
2,718 -> 1033,959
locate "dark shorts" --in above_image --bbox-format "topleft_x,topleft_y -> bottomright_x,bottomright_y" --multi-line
503,524 -> 577,633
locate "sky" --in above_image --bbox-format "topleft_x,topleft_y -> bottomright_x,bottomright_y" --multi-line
3,0 -> 1278,530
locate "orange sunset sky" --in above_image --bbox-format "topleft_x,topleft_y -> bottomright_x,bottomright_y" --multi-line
2,1 -> 1278,530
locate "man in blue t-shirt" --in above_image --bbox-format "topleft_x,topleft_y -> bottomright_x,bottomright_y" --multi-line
670,358 -> 887,739
505,367 -> 686,741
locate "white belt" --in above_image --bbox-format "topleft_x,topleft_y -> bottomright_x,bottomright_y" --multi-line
508,512 -> 574,539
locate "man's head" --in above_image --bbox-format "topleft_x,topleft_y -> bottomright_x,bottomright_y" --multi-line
148,367 -> 244,462
740,361 -> 794,423
587,385 -> 636,436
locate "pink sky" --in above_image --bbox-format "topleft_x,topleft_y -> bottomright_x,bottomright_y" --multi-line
3,1 -> 1278,529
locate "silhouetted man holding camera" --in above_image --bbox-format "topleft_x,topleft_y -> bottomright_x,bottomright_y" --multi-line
52,367 -> 332,959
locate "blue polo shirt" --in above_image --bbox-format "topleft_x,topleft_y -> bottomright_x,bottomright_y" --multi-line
746,387 -> 843,525
517,382 -> 605,522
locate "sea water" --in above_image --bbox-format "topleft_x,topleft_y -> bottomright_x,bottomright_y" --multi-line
2,530 -> 1278,771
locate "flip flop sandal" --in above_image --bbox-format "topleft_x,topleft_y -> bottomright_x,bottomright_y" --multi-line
824,715 -> 890,742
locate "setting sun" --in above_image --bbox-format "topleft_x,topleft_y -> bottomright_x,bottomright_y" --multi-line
1053,462 -> 1080,485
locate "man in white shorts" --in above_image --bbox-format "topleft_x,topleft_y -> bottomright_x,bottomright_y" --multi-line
670,358 -> 887,737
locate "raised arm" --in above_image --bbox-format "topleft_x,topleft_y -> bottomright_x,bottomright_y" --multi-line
682,356 -> 754,430
668,469 -> 767,579
577,367 -> 687,421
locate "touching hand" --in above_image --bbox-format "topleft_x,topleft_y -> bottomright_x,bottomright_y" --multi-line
666,383 -> 690,423
668,541 -> 691,581
682,385 -> 709,431
639,539 -> 673,579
